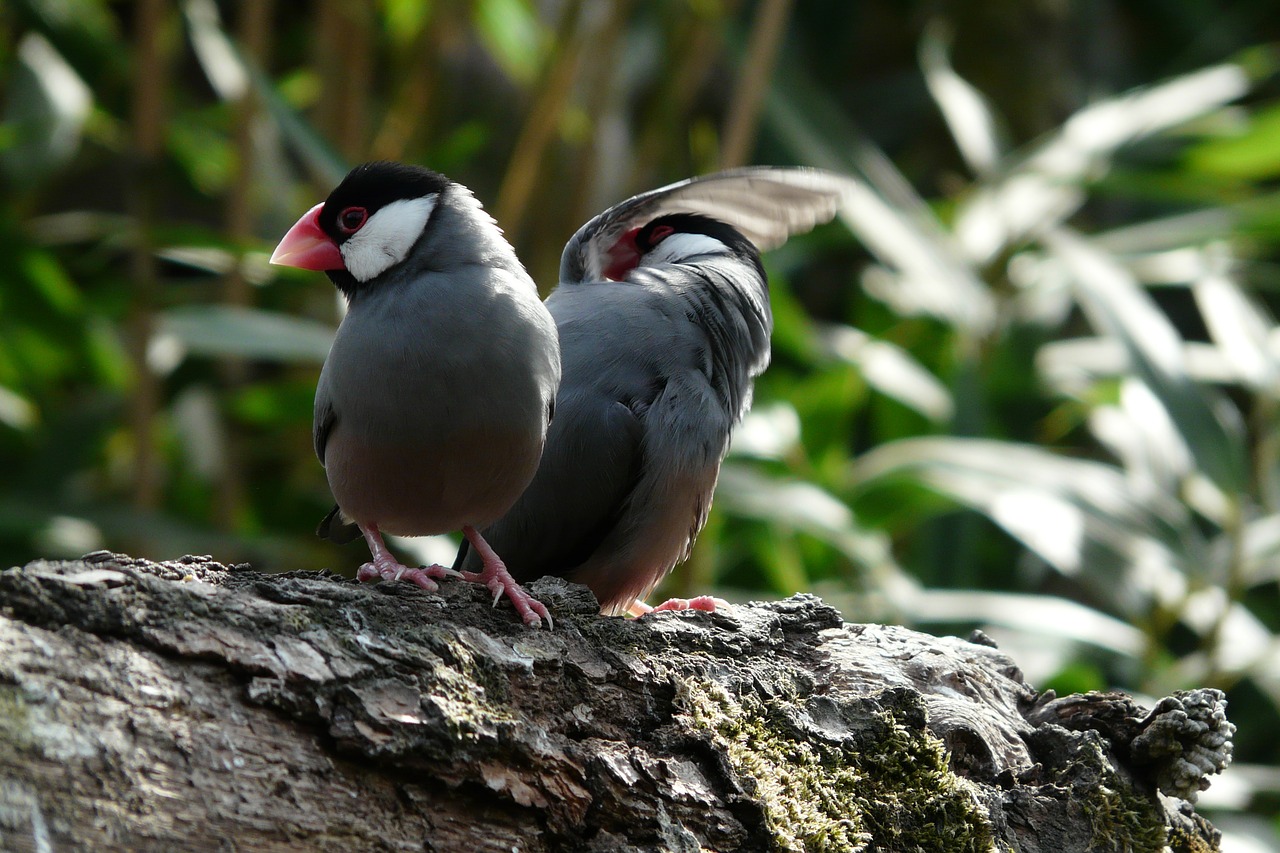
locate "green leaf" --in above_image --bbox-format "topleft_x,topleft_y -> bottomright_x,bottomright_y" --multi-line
1192,267 -> 1278,392
1045,229 -> 1248,494
919,21 -> 1003,175
0,33 -> 92,186
955,63 -> 1250,264
904,588 -> 1147,658
1187,103 -> 1280,180
19,248 -> 82,315
473,0 -> 546,86
717,462 -> 903,582
853,436 -> 1200,615
182,0 -> 247,101
1092,209 -> 1237,256
155,305 -> 334,366
0,386 -> 37,430
1239,514 -> 1280,586
85,318 -> 131,390
816,323 -> 953,422
764,56 -> 996,333
1038,337 -> 1240,393
380,0 -> 434,46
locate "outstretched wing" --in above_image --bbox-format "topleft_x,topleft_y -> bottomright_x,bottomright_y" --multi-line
559,167 -> 850,284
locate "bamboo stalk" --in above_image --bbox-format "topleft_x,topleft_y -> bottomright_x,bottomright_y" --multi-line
337,3 -> 373,161
127,0 -> 168,511
311,0 -> 342,147
371,5 -> 440,162
566,0 -> 636,231
493,0 -> 586,243
719,0 -> 793,169
214,0 -> 274,531
628,4 -> 735,190
226,0 -> 272,306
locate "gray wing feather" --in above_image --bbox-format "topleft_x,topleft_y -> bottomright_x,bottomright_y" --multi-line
313,389 -> 335,465
559,167 -> 851,283
466,272 -> 748,612
570,368 -> 731,612
463,393 -> 643,580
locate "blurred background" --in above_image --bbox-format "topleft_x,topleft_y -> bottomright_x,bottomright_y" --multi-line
2,0 -> 1279,845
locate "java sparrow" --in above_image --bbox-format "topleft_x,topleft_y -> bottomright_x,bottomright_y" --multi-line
270,161 -> 561,627
456,167 -> 847,616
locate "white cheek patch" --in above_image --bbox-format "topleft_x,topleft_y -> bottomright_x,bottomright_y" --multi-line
340,195 -> 439,282
642,232 -> 731,267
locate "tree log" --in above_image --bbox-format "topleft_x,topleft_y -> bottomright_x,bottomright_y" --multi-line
0,553 -> 1233,852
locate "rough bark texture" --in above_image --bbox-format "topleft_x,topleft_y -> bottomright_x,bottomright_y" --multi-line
0,553 -> 1232,852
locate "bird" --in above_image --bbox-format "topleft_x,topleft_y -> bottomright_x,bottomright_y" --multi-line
270,161 -> 561,627
455,167 -> 848,616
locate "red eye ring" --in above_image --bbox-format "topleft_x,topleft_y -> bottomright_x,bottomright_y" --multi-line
337,206 -> 368,234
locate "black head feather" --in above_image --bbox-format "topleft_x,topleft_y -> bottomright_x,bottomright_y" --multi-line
636,213 -> 764,278
318,161 -> 451,295
318,161 -> 451,244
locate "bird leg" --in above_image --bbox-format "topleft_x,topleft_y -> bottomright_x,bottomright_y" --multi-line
628,595 -> 724,617
458,526 -> 553,629
355,524 -> 460,591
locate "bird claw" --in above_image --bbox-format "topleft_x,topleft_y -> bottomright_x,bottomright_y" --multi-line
461,570 -> 553,630
358,558 -> 457,591
631,595 -> 726,616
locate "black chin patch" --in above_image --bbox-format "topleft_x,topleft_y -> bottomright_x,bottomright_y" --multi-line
326,268 -> 360,299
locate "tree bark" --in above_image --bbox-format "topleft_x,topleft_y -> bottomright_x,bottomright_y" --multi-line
0,553 -> 1232,852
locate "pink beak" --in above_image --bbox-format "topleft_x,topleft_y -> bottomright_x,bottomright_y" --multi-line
269,203 -> 345,271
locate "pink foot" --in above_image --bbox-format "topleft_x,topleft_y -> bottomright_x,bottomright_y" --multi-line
355,524 -> 460,591
356,558 -> 457,590
628,595 -> 725,617
458,526 -> 552,629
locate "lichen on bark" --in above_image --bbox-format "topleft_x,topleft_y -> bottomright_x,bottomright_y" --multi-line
676,678 -> 993,852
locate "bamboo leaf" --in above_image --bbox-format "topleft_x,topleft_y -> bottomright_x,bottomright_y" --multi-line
473,0 -> 546,86
717,463 -> 902,579
154,305 -> 334,367
1187,102 -> 1280,180
817,324 -> 953,421
1046,229 -> 1248,494
764,45 -> 996,332
955,63 -> 1250,264
1192,264 -> 1279,392
902,588 -> 1147,658
919,22 -> 1002,175
1,33 -> 92,185
853,436 -> 1199,614
182,0 -> 247,101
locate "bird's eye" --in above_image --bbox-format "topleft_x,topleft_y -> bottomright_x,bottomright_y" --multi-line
337,206 -> 368,234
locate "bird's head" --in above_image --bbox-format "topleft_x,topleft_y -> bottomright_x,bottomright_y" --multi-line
601,213 -> 762,281
270,161 -> 452,294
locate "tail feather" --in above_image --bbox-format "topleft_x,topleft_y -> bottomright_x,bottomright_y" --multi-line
452,537 -> 471,572
317,504 -> 362,545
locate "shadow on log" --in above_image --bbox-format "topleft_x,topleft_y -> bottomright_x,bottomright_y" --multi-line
0,553 -> 1233,852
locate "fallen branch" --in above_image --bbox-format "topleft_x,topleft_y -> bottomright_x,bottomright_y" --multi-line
0,553 -> 1231,851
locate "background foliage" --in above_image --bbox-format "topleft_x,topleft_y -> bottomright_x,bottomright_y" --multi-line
2,0 -> 1279,845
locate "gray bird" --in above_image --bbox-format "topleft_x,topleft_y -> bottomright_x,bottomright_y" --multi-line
456,167 -> 847,616
270,161 -> 561,627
